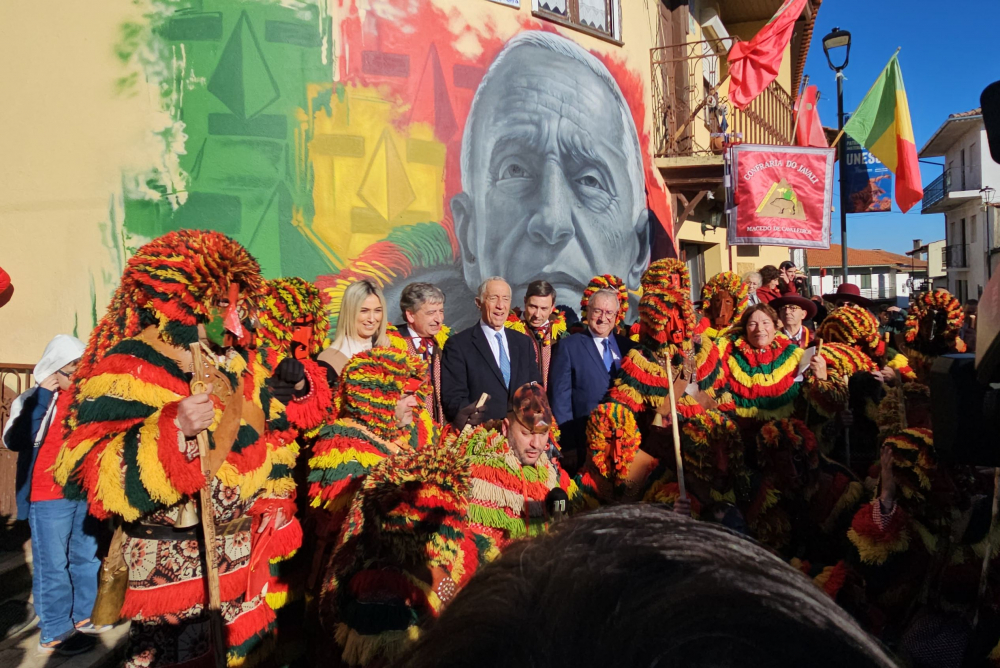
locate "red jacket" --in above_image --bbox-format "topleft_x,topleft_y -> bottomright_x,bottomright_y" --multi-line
756,286 -> 782,304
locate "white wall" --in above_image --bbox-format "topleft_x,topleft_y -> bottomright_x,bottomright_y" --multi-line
810,270 -> 919,298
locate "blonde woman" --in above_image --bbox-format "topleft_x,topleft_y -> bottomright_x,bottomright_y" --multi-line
319,280 -> 390,374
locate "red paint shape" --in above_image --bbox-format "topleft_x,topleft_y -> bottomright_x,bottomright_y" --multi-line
408,43 -> 458,142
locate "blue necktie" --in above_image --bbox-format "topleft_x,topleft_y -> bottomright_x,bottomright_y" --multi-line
496,331 -> 511,388
602,338 -> 613,372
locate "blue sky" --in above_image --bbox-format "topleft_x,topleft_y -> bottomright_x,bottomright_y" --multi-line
802,0 -> 997,255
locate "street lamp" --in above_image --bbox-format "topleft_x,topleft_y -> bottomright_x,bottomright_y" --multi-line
981,186 -> 995,208
823,27 -> 852,285
982,187 -> 996,279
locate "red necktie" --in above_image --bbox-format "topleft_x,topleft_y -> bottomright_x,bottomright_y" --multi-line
420,337 -> 435,359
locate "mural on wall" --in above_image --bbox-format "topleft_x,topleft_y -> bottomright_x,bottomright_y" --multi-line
116,0 -> 673,330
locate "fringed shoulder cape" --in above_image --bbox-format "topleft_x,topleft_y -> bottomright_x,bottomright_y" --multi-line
52,333 -> 324,667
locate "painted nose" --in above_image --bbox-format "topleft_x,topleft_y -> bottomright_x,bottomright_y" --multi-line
526,161 -> 576,246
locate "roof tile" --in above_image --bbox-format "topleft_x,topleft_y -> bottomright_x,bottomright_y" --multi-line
806,244 -> 928,270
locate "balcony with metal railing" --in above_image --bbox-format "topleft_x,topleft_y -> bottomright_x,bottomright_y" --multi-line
922,168 -> 982,214
651,37 -> 794,160
922,170 -> 951,213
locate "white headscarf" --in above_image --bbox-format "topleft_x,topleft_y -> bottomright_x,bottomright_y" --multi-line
33,335 -> 85,384
2,335 -> 85,448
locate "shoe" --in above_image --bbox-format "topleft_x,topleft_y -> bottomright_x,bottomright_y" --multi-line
75,619 -> 114,635
38,632 -> 97,656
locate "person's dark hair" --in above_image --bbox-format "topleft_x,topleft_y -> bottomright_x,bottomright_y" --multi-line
397,506 -> 895,668
525,280 -> 557,302
779,260 -> 796,271
966,299 -> 979,308
878,304 -> 890,314
759,265 -> 780,285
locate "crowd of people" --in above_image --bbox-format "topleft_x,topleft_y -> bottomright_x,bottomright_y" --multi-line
1,230 -> 995,668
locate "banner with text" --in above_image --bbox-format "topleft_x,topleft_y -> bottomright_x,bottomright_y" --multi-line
844,136 -> 894,213
727,144 -> 835,248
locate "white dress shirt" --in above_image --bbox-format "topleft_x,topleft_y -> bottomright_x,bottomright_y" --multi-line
480,321 -> 510,369
591,334 -> 620,364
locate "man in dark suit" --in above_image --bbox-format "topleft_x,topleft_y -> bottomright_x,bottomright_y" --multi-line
395,282 -> 447,423
548,288 -> 634,472
441,277 -> 542,427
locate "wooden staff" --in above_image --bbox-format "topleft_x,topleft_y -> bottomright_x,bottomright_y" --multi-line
842,371 -> 851,469
804,338 -> 823,425
664,361 -> 687,501
188,343 -> 227,668
974,467 -> 1000,629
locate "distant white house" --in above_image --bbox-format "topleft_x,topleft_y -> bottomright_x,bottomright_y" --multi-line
806,244 -> 928,305
919,107 -> 999,303
906,239 -> 948,290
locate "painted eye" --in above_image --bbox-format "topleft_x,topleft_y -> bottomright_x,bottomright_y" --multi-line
576,171 -> 608,191
498,162 -> 530,180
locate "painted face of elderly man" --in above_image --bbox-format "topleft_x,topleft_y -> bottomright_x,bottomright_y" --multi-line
452,31 -> 650,315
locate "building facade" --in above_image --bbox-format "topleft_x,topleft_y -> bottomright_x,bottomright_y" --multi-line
807,244 -> 928,307
919,108 -> 1000,303
653,0 -> 824,299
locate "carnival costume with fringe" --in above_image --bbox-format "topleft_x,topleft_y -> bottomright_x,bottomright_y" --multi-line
576,259 -> 740,509
697,271 -> 750,341
318,441 -> 478,667
846,428 -> 1000,654
387,323 -> 450,423
52,231 -> 310,668
745,419 -> 864,576
447,424 -> 574,550
253,277 -> 335,664
899,288 -> 967,382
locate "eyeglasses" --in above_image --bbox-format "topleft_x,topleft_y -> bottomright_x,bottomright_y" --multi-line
589,308 -> 615,319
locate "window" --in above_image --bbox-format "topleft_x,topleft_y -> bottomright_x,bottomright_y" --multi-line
534,0 -> 620,41
971,214 -> 978,244
961,149 -> 966,190
860,273 -> 872,289
736,245 -> 760,257
941,246 -> 948,267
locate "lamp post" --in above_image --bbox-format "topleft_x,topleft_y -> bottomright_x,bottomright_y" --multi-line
823,27 -> 852,285
982,186 -> 996,279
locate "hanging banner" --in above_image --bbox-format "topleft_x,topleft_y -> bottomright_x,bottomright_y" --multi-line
844,136 -> 894,213
727,144 -> 835,249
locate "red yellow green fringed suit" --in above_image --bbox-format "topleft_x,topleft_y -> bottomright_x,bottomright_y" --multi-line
387,323 -> 450,424
54,335 -> 303,668
319,442 -> 480,668
306,348 -> 436,601
576,258 -> 742,512
458,425 -> 575,551
846,429 -> 1000,656
254,277 -> 335,666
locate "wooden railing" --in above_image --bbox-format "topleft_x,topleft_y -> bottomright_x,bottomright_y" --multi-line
651,38 -> 794,158
1,364 -> 34,519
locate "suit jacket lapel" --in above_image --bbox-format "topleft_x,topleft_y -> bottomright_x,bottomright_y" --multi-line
584,332 -> 608,372
472,325 -> 506,386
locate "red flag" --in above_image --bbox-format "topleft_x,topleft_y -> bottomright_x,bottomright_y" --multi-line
727,0 -> 807,110
795,85 -> 828,147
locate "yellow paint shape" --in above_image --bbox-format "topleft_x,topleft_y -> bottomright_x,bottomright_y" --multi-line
357,129 -> 416,222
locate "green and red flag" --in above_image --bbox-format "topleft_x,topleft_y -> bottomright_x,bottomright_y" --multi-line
842,53 -> 923,212
727,0 -> 807,109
